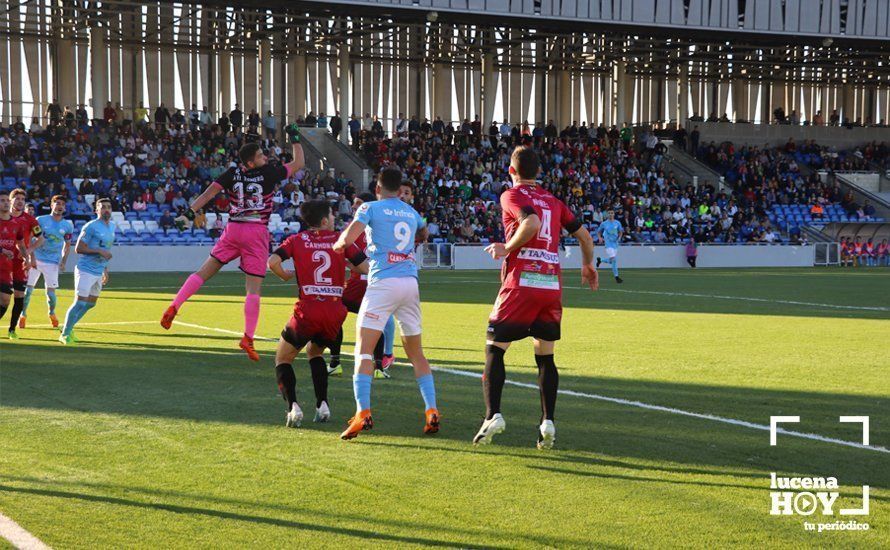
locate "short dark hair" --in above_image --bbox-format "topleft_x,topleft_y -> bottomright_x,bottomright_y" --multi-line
239,143 -> 261,165
510,146 -> 539,180
9,188 -> 26,200
357,192 -> 375,203
51,195 -> 66,204
300,200 -> 331,228
96,198 -> 112,208
399,180 -> 414,191
377,167 -> 403,193
0,190 -> 9,198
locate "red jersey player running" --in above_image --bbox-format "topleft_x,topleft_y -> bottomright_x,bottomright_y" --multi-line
8,189 -> 44,339
267,200 -> 368,427
161,134 -> 304,360
473,146 -> 598,450
0,191 -> 30,323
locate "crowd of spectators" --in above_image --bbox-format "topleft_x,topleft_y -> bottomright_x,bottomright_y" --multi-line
2,100 -> 887,247
355,124 -> 788,245
694,138 -> 885,222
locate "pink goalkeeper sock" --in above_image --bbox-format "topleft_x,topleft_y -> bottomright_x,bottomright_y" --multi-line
172,273 -> 205,310
244,293 -> 261,339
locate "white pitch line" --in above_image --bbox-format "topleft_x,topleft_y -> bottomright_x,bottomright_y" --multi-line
26,321 -> 158,330
442,277 -> 890,312
0,511 -> 51,550
169,320 -> 890,455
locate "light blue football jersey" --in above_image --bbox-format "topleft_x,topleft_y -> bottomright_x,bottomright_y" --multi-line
598,219 -> 623,248
354,197 -> 425,283
35,215 -> 74,264
76,218 -> 115,275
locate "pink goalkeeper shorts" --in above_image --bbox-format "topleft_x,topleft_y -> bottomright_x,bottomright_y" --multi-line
210,222 -> 270,277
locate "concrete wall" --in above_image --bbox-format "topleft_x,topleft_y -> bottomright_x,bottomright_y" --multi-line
692,122 -> 890,148
70,243 -> 814,272
453,244 -> 815,270
68,246 -> 244,273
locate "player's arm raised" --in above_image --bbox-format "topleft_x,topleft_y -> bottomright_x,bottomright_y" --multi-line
486,210 -> 540,260
333,219 -> 366,253
189,181 -> 223,214
267,252 -> 295,282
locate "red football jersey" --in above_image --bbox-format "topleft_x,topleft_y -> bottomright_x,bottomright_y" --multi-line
275,230 -> 364,303
11,211 -> 42,260
0,216 -> 24,267
499,184 -> 579,292
348,232 -> 368,282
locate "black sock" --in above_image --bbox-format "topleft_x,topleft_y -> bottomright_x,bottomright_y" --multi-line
0,303 -> 7,320
8,296 -> 23,332
535,354 -> 559,422
329,328 -> 342,367
373,332 -> 384,369
275,363 -> 297,409
483,345 -> 506,420
308,356 -> 328,408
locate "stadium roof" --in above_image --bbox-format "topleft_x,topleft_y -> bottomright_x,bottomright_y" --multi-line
8,0 -> 890,84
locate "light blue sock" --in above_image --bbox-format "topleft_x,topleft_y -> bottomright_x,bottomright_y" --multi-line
63,301 -> 95,336
416,374 -> 437,410
22,286 -> 33,317
46,290 -> 57,315
62,301 -> 85,336
383,316 -> 395,356
611,258 -> 619,278
353,373 -> 373,412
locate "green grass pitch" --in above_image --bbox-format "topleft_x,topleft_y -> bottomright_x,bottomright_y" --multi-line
0,267 -> 888,548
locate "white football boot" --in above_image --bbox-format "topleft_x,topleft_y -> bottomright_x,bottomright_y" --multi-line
473,413 -> 506,445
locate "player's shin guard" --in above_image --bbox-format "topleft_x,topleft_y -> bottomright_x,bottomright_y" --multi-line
47,289 -> 57,315
275,363 -> 297,408
352,372 -> 373,412
172,273 -> 205,310
22,287 -> 33,317
308,357 -> 329,408
373,333 -> 385,369
483,345 -> 507,420
534,354 -> 559,422
416,374 -> 437,410
8,297 -> 24,332
329,328 -> 343,367
244,293 -> 260,339
383,316 -> 396,356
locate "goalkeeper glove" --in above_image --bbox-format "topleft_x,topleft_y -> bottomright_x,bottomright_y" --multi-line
285,123 -> 302,144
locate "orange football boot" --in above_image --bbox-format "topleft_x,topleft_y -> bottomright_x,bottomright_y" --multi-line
239,335 -> 260,362
423,408 -> 441,434
340,409 -> 373,440
49,314 -> 59,328
160,305 -> 177,329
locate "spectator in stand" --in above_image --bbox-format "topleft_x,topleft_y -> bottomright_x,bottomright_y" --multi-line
134,101 -> 148,127
810,202 -> 824,219
813,110 -> 824,126
229,104 -> 243,133
46,98 -> 62,126
159,209 -> 175,235
263,110 -> 277,140
174,207 -> 192,232
103,101 -> 116,126
154,103 -> 170,131
193,209 -> 206,233
349,114 -> 360,146
132,195 -> 147,212
330,111 -> 343,141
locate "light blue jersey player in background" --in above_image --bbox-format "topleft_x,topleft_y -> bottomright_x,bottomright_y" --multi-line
22,195 -> 74,328
334,167 -> 439,440
596,209 -> 624,283
60,198 -> 115,344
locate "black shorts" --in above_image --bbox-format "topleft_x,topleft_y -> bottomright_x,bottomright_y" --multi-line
0,283 -> 12,295
281,324 -> 338,351
12,279 -> 26,292
486,288 -> 562,343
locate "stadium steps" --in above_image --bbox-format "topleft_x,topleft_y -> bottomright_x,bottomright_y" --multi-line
664,143 -> 732,192
832,173 -> 890,218
300,128 -> 371,190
